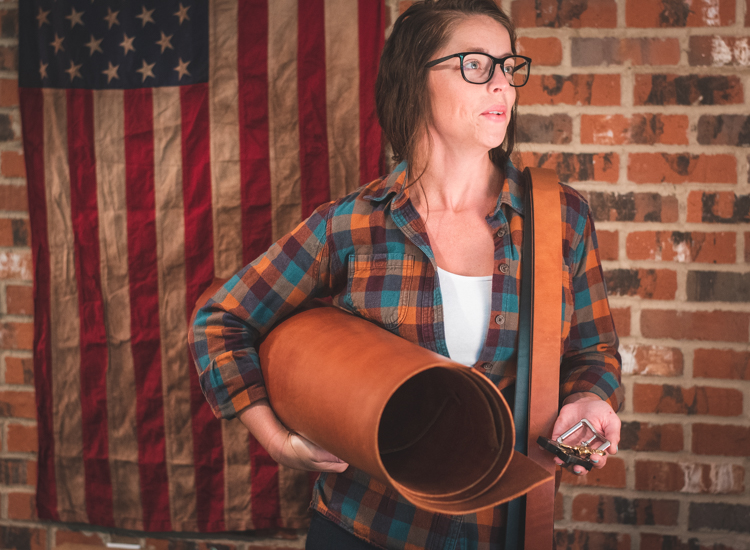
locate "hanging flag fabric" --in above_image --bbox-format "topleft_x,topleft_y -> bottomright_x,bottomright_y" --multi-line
19,0 -> 385,532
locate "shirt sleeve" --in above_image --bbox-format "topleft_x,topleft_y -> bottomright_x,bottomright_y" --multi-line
188,201 -> 336,420
560,202 -> 624,412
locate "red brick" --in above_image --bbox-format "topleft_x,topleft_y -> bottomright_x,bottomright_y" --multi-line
621,344 -> 683,376
698,115 -> 750,146
692,424 -> 750,457
641,533 -> 750,550
0,251 -> 33,280
555,491 -> 564,521
11,218 -> 30,247
5,356 -> 33,385
520,152 -> 618,183
0,184 -> 28,211
555,530 -> 630,550
626,231 -> 736,263
596,230 -> 617,261
572,494 -> 679,525
517,37 -> 562,66
581,114 -> 688,145
516,114 -> 572,144
0,45 -> 17,72
604,269 -> 677,300
54,529 -> 106,548
7,423 -> 37,452
641,310 -> 749,343
0,78 -> 18,107
0,217 -> 11,246
0,322 -> 33,350
520,74 -> 620,106
687,192 -> 750,224
629,153 -> 736,184
572,38 -> 680,66
633,384 -> 743,416
0,390 -> 35,419
634,74 -> 744,106
560,457 -> 626,488
610,307 -> 630,337
0,526 -> 46,550
746,232 -> 750,262
1,150 -> 24,178
620,421 -> 683,452
511,0 -> 617,28
589,192 -> 679,223
626,0 -> 735,27
636,460 -> 744,493
747,0 -> 750,26
690,36 -> 750,66
0,458 -> 32,485
6,285 -> 32,315
7,491 -> 36,520
695,349 -> 750,380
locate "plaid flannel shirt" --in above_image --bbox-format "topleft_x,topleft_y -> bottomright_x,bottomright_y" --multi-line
189,159 -> 623,550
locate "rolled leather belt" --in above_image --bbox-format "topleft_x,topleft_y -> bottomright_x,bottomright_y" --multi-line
258,304 -> 553,514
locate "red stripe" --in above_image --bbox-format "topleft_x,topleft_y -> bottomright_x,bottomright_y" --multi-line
238,0 -> 273,264
123,88 -> 173,531
358,0 -> 386,182
21,88 -> 59,522
298,0 -> 331,218
180,83 -> 225,532
66,89 -> 114,527
249,434 -> 281,529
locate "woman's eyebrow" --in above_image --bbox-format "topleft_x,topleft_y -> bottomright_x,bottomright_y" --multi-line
462,46 -> 513,57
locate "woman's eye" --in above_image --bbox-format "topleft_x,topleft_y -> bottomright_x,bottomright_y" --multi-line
463,59 -> 482,71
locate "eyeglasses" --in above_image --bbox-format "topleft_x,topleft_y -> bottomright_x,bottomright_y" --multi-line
425,52 -> 532,87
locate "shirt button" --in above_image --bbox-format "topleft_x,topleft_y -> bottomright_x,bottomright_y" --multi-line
495,314 -> 505,325
482,362 -> 492,372
498,263 -> 510,274
496,227 -> 506,238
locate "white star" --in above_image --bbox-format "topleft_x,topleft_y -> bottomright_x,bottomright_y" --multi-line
136,59 -> 156,82
120,33 -> 136,55
39,61 -> 48,79
65,60 -> 83,81
174,58 -> 190,80
103,7 -> 120,29
36,7 -> 51,28
50,33 -> 65,55
102,61 -> 119,83
65,7 -> 85,28
155,32 -> 174,54
174,3 -> 190,24
136,6 -> 156,27
84,35 -> 103,56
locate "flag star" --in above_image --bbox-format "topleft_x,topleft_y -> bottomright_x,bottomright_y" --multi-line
174,3 -> 190,24
36,7 -> 51,28
85,35 -> 103,56
65,60 -> 83,81
136,59 -> 156,82
174,58 -> 190,80
102,61 -> 119,83
65,7 -> 85,28
120,33 -> 136,55
136,6 -> 156,27
155,32 -> 174,54
50,33 -> 65,55
103,7 -> 120,29
39,61 -> 48,79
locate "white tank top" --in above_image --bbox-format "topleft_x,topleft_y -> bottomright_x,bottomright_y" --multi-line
436,267 -> 493,367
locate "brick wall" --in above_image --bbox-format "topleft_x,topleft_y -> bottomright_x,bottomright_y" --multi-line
1,1 -> 748,549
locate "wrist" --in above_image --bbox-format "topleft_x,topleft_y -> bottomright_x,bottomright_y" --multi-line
562,392 -> 602,406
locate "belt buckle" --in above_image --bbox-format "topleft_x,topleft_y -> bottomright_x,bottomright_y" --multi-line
536,418 -> 610,471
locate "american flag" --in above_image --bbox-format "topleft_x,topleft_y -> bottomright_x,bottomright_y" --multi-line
20,0 -> 385,532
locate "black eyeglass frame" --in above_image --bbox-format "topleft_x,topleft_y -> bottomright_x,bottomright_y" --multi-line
425,52 -> 532,87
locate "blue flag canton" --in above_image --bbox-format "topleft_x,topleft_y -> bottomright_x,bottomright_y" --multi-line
19,1 -> 208,89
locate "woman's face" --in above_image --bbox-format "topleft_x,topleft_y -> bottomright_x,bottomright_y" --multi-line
425,16 -> 517,156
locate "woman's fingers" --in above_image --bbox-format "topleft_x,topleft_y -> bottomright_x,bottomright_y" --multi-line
288,433 -> 349,473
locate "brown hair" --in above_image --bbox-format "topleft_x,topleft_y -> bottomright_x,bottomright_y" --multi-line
375,0 -> 519,178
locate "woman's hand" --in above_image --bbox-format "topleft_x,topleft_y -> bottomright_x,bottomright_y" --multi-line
238,398 -> 348,473
551,393 -> 621,476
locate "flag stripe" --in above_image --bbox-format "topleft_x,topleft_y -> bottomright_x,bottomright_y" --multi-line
238,0 -> 272,265
66,88 -> 115,527
298,0 -> 331,218
222,419 -> 252,528
278,466 -> 311,528
179,83 -> 225,531
123,88 -> 173,531
325,0 -> 361,201
358,0 -> 385,182
209,0 -> 243,279
267,0 -> 302,240
93,89 -> 144,529
22,87 -> 59,521
44,88 -> 88,523
249,434 -> 280,528
152,86 -> 197,530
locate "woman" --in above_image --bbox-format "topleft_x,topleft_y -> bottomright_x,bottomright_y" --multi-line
190,0 -> 623,548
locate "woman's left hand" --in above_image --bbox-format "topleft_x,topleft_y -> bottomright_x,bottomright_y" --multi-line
550,393 -> 621,476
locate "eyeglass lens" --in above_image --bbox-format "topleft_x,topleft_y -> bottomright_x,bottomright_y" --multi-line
461,54 -> 529,86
